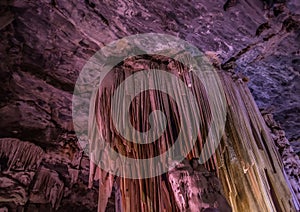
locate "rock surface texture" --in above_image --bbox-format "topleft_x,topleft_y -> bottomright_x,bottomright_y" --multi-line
0,0 -> 299,211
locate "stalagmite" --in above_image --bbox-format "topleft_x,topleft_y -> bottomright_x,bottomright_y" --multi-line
88,53 -> 299,211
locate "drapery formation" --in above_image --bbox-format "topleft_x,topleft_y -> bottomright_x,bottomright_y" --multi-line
88,54 -> 298,211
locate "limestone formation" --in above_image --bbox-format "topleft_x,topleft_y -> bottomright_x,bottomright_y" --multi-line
0,0 -> 299,211
168,159 -> 231,211
263,112 -> 300,206
88,54 -> 298,211
0,138 -> 43,172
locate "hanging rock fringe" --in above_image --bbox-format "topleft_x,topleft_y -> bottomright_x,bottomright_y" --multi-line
88,55 -> 298,211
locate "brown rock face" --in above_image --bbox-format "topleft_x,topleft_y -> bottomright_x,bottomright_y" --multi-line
0,0 -> 299,211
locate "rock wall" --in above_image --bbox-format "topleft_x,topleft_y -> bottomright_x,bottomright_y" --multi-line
1,0 -> 299,141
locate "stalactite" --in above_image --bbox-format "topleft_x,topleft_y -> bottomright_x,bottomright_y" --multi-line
89,54 -> 298,211
0,138 -> 44,206
0,138 -> 44,172
216,70 -> 299,211
263,112 -> 300,208
29,166 -> 64,210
